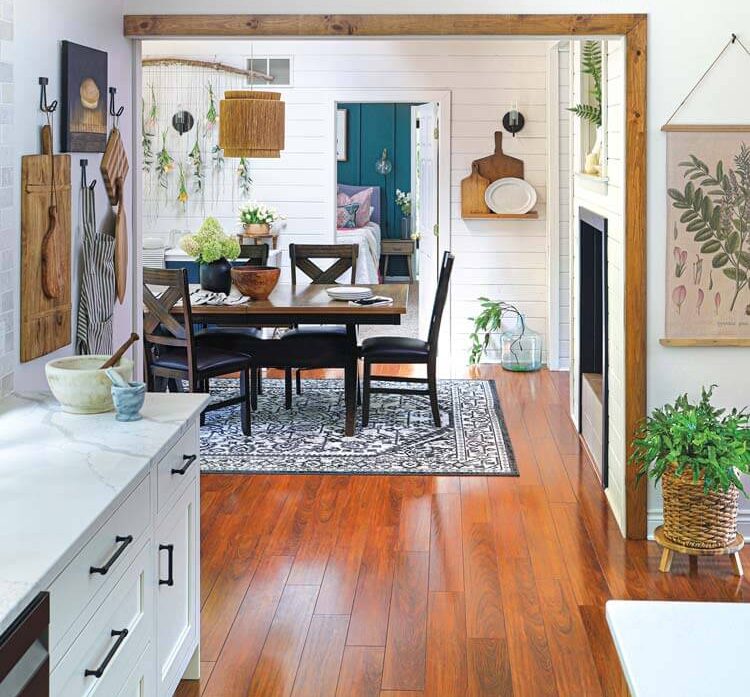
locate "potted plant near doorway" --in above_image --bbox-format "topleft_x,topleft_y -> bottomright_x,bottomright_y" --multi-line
631,386 -> 750,550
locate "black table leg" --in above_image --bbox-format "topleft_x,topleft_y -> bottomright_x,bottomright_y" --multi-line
344,326 -> 358,436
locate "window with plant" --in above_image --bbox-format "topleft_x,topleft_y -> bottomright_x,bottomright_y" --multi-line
568,40 -> 603,127
631,386 -> 750,495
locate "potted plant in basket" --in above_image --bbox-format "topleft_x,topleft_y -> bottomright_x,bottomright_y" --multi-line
239,201 -> 284,239
180,217 -> 240,294
468,298 -> 542,371
631,386 -> 750,550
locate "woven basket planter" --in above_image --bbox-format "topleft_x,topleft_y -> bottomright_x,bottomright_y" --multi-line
662,465 -> 739,549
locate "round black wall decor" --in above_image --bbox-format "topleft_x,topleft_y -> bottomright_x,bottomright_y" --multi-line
172,110 -> 195,136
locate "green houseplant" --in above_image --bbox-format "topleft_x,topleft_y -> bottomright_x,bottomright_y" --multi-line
631,386 -> 750,549
568,40 -> 603,176
180,217 -> 240,294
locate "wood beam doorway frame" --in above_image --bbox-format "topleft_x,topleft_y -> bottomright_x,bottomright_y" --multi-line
125,13 -> 648,540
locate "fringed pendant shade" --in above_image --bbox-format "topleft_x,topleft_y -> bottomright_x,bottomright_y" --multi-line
219,90 -> 285,158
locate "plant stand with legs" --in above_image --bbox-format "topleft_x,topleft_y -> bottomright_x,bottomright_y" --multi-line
654,525 -> 744,577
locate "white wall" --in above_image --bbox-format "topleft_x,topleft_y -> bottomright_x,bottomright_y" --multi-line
0,1 -> 13,399
557,41 -> 571,369
10,0 -> 133,392
142,38 -> 554,367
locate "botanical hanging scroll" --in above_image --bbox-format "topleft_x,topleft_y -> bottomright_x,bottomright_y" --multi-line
661,35 -> 750,346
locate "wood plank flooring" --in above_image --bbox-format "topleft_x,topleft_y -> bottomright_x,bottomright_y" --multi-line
177,366 -> 750,697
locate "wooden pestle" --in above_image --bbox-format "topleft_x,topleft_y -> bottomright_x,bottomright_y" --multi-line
101,332 -> 139,369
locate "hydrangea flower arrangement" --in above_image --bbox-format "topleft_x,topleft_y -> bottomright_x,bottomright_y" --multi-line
396,189 -> 412,216
239,202 -> 284,226
179,217 -> 240,264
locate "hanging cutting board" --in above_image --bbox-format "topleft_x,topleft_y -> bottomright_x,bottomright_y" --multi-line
114,178 -> 128,304
21,126 -> 72,362
101,127 -> 129,206
473,131 -> 524,183
461,163 -> 491,216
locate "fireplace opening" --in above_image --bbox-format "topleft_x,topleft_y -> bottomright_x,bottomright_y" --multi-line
578,207 -> 609,486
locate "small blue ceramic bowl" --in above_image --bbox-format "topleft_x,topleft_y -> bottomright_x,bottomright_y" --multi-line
111,381 -> 147,422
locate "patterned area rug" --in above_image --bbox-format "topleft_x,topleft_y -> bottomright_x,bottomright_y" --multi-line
200,378 -> 517,476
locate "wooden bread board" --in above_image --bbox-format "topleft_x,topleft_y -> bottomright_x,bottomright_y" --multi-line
473,131 -> 524,183
21,129 -> 72,362
461,163 -> 490,216
101,128 -> 129,206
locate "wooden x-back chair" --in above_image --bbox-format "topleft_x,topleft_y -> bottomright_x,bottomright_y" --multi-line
142,267 -> 253,435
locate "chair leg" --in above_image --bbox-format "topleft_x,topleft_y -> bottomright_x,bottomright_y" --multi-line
256,369 -> 263,395
344,359 -> 357,437
250,368 -> 259,411
167,378 -> 179,393
240,369 -> 251,436
295,369 -> 302,395
428,360 -> 441,427
362,361 -> 371,426
284,368 -> 293,410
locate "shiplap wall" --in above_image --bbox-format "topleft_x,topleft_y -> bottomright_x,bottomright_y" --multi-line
570,39 -> 626,532
142,39 -> 553,367
558,42 -> 571,369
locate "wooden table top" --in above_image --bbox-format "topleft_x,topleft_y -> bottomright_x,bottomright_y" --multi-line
181,283 -> 409,318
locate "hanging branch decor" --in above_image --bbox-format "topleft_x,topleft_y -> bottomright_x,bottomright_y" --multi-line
177,162 -> 188,208
661,33 -> 750,347
141,97 -> 154,173
206,82 -> 218,131
189,131 -> 204,193
237,156 -> 252,198
156,130 -> 174,199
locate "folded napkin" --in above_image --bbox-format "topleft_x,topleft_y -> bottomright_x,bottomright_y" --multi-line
190,288 -> 250,306
348,296 -> 393,307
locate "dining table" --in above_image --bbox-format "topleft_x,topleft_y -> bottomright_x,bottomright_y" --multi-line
173,283 -> 410,436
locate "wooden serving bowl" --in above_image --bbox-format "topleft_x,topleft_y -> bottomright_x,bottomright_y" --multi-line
231,265 -> 281,300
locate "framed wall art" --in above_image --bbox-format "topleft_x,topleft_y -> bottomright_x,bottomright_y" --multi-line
61,41 -> 108,152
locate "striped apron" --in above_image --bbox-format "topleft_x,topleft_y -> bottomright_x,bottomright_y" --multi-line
76,186 -> 116,355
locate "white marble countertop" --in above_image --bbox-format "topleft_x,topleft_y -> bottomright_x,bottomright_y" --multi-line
606,600 -> 750,696
0,392 -> 208,636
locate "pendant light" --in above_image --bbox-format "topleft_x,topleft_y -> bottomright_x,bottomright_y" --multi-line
219,48 -> 285,158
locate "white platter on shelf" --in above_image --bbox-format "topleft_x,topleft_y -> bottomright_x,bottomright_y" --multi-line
484,177 -> 537,215
326,286 -> 374,301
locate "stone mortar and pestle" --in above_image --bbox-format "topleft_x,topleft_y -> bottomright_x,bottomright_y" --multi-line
104,333 -> 147,421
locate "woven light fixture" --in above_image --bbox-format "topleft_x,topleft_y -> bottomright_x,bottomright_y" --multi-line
219,90 -> 285,158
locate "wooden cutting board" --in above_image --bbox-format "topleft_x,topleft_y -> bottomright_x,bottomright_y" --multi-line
473,131 -> 524,183
101,128 -> 129,206
114,178 -> 128,304
461,163 -> 491,216
21,126 -> 72,362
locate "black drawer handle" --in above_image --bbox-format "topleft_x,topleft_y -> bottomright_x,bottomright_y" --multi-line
89,535 -> 133,575
84,628 -> 128,678
159,544 -> 174,586
171,454 -> 197,476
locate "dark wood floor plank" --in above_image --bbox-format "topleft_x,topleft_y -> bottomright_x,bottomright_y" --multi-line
347,525 -> 398,646
246,584 -> 320,697
424,591 -> 468,697
203,555 -> 293,697
578,605 -> 629,697
291,615 -> 349,697
531,436 -> 577,504
463,522 -> 505,639
537,578 -> 603,696
428,494 -> 464,592
398,483 -> 432,552
518,485 -> 568,582
381,552 -> 429,691
467,638 -> 513,697
335,646 -> 384,697
173,662 -> 215,697
486,478 -> 530,561
265,476 -> 325,557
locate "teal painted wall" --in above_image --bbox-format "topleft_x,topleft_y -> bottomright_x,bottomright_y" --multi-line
337,103 -> 417,268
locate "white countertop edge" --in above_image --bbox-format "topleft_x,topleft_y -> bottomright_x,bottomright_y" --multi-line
0,392 -> 209,636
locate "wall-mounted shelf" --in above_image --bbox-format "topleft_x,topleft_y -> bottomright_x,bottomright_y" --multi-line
462,211 -> 539,220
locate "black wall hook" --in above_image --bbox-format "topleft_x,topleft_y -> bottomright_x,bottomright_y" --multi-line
732,33 -> 737,44
39,77 -> 57,113
109,87 -> 124,119
80,158 -> 96,190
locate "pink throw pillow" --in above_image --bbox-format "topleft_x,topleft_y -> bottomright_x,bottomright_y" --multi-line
337,188 -> 373,227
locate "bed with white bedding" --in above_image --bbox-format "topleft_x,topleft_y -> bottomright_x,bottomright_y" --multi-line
335,184 -> 383,284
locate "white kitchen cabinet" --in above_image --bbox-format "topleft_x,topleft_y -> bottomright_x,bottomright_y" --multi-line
156,478 -> 199,697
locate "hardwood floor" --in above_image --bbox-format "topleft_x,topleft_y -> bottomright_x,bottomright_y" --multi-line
176,366 -> 750,697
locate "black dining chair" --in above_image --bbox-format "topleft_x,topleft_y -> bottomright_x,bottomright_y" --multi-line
142,267 -> 253,435
284,243 -> 359,397
360,251 -> 454,427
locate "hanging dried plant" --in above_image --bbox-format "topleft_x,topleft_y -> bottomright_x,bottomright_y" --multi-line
211,144 -> 224,171
177,162 -> 189,208
188,131 -> 203,193
206,82 -> 218,130
156,130 -> 174,196
146,83 -> 158,131
141,97 -> 154,173
238,157 -> 252,198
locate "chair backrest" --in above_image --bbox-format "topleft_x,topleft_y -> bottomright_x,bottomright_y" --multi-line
289,243 -> 358,284
142,267 -> 197,375
427,251 -> 455,349
239,242 -> 269,267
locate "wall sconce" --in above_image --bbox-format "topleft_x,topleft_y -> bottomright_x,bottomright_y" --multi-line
502,101 -> 525,137
375,148 -> 392,175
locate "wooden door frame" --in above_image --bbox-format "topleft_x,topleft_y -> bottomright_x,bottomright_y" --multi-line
124,13 -> 648,540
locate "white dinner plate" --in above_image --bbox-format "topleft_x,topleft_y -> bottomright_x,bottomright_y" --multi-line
484,177 -> 537,215
326,286 -> 374,300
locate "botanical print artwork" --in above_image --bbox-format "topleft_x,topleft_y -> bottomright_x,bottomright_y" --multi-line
666,130 -> 750,340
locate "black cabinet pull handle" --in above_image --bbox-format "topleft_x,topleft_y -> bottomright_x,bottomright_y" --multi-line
171,454 -> 197,476
159,544 -> 174,586
84,628 -> 128,678
89,535 -> 133,575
